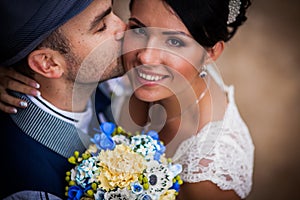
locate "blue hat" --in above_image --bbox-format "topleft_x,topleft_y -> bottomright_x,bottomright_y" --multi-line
0,0 -> 94,66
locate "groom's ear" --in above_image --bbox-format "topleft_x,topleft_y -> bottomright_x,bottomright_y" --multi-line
27,48 -> 66,78
206,41 -> 224,61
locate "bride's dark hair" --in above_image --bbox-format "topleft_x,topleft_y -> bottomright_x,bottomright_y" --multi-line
129,0 -> 251,47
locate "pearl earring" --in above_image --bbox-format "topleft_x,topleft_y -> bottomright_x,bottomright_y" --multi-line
199,65 -> 207,78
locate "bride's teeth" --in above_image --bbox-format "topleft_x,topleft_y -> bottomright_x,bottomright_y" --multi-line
138,72 -> 163,81
154,76 -> 160,81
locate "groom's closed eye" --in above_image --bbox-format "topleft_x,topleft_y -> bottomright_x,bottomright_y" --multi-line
90,7 -> 112,32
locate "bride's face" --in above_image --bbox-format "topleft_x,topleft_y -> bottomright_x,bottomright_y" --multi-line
123,0 -> 207,102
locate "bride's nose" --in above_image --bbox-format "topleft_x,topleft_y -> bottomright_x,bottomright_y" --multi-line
137,46 -> 163,65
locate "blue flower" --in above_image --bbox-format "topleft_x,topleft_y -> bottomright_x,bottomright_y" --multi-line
67,185 -> 84,200
153,152 -> 161,161
100,122 -> 116,136
137,194 -> 152,200
100,133 -> 115,150
157,141 -> 166,154
170,181 -> 180,192
131,182 -> 144,195
94,189 -> 105,200
91,122 -> 116,151
153,141 -> 166,161
147,130 -> 159,140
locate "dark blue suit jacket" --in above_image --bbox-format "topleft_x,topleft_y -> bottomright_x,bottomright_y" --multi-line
0,111 -> 72,199
0,93 -> 88,199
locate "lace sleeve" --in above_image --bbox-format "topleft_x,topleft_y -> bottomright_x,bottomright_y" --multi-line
172,86 -> 255,199
174,124 -> 254,199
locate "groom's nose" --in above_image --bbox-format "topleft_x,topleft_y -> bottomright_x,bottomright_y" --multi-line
112,13 -> 126,41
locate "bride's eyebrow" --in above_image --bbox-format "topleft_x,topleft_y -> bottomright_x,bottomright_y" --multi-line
161,30 -> 191,38
128,17 -> 146,27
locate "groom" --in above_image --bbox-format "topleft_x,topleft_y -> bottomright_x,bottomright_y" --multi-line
0,0 -> 126,199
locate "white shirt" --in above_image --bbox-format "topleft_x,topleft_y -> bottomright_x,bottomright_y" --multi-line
27,95 -> 94,134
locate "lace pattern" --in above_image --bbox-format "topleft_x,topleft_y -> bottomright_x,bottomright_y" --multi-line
172,86 -> 255,199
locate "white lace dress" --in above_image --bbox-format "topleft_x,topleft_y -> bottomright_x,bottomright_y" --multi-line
172,85 -> 255,199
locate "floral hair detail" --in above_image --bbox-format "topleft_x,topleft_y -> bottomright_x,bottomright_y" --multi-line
65,122 -> 183,200
227,0 -> 242,24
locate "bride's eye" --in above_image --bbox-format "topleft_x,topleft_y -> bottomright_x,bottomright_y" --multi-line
166,38 -> 185,47
130,25 -> 147,36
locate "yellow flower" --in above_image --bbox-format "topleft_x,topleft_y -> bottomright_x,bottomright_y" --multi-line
97,144 -> 146,191
159,189 -> 177,200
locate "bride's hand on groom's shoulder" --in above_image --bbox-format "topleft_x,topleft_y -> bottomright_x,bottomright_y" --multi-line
0,67 -> 40,113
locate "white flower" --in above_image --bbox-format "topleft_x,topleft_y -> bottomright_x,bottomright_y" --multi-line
112,134 -> 130,146
143,161 -> 173,197
130,135 -> 160,159
104,188 -> 133,200
70,168 -> 77,181
75,157 -> 99,187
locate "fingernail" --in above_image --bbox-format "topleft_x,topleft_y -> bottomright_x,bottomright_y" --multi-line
19,101 -> 28,107
31,90 -> 41,97
11,108 -> 17,114
30,82 -> 40,89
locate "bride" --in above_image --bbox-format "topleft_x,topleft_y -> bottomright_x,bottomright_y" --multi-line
115,0 -> 254,199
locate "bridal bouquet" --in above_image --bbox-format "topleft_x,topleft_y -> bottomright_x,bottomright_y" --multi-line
65,122 -> 183,200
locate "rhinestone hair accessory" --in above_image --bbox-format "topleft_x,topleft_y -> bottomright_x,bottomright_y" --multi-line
227,0 -> 242,24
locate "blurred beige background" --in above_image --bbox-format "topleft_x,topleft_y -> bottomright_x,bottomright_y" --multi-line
217,0 -> 300,199
114,0 -> 300,199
